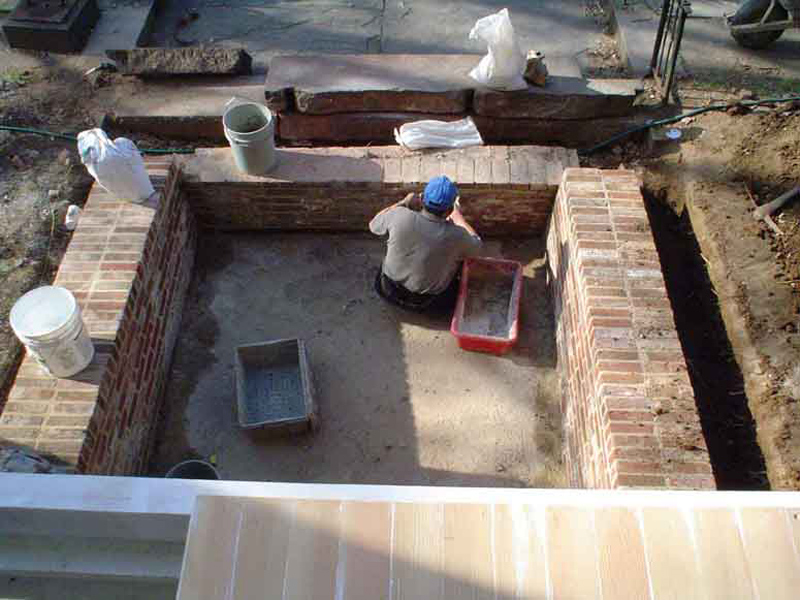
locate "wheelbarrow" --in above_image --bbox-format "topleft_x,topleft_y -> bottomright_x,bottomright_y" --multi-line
728,0 -> 800,49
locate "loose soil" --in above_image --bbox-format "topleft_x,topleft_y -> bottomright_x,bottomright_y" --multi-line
151,233 -> 564,488
586,101 -> 800,489
0,56 -> 209,416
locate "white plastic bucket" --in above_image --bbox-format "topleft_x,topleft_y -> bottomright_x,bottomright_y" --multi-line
10,286 -> 94,378
223,102 -> 277,176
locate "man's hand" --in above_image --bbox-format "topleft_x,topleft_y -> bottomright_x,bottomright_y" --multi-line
399,192 -> 422,212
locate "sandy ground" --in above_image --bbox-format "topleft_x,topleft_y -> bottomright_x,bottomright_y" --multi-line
151,233 -> 563,488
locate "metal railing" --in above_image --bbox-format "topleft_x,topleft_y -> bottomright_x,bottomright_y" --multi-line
650,0 -> 692,104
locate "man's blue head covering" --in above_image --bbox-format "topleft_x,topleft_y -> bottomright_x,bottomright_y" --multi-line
423,176 -> 458,214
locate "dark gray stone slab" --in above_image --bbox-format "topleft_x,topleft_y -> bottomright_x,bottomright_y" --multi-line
473,78 -> 643,120
276,110 -> 662,149
264,54 -> 478,115
107,47 -> 252,77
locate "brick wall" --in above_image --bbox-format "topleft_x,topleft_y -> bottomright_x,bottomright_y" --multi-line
80,166 -> 197,474
180,146 -> 578,236
547,168 -> 715,489
0,160 -> 197,474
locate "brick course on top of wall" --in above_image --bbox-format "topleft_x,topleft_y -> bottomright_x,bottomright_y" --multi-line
0,160 -> 196,473
180,145 -> 579,236
547,168 -> 715,490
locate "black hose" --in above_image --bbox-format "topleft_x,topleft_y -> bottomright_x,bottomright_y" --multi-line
0,125 -> 195,155
580,95 -> 800,156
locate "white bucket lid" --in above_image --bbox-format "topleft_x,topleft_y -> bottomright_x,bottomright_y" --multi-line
10,286 -> 77,339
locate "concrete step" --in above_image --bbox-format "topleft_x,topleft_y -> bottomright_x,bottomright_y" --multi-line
0,576 -> 177,600
0,534 -> 183,582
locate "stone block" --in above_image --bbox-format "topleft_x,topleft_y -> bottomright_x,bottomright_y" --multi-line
265,54 -> 476,114
277,111 -> 656,149
2,0 -> 100,53
107,47 -> 253,77
473,78 -> 642,120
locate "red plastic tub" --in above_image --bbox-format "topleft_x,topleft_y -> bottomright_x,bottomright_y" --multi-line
450,257 -> 524,355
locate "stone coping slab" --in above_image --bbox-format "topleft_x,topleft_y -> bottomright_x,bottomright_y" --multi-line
264,54 -> 478,114
473,77 -> 642,119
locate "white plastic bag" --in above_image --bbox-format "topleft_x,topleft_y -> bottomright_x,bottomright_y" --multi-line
77,129 -> 155,203
468,8 -> 527,91
394,117 -> 483,151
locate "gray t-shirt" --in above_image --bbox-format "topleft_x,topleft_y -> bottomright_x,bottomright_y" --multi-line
369,207 -> 482,294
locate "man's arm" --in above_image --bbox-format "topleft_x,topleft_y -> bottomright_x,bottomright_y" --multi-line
369,193 -> 418,235
449,206 -> 479,238
449,205 -> 483,255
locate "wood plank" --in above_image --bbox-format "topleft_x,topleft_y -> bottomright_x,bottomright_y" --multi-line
392,502 -> 445,600
738,508 -> 800,600
177,496 -> 245,600
340,501 -> 392,600
790,508 -> 800,563
442,504 -> 494,600
494,503 -> 549,600
231,499 -> 295,600
594,507 -> 650,600
283,500 -> 342,600
693,509 -> 755,600
640,508 -> 702,600
547,507 -> 601,599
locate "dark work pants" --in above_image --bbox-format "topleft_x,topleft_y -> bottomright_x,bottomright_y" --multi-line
374,266 -> 461,316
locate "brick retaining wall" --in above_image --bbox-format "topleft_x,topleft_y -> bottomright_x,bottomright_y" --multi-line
547,168 -> 715,489
180,146 -> 577,236
1,150 -> 715,488
0,161 -> 197,473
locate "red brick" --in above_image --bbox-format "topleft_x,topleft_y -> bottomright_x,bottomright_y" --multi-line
615,473 -> 667,488
1,414 -> 45,427
672,461 -> 714,475
3,401 -> 50,414
607,410 -> 654,423
598,361 -> 643,373
607,422 -> 654,435
9,387 -> 56,400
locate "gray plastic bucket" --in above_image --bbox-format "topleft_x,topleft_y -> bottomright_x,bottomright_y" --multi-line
165,459 -> 220,480
223,102 -> 277,176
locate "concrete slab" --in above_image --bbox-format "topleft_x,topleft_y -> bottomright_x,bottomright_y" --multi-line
611,0 -> 800,82
473,77 -> 642,119
382,0 -> 598,60
147,0 -> 601,75
151,234 -> 563,488
104,74 -> 264,118
265,54 -> 476,114
148,0 -> 384,72
82,0 -> 157,57
689,1 -> 739,19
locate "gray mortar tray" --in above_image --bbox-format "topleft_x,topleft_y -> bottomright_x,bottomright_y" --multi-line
234,339 -> 317,435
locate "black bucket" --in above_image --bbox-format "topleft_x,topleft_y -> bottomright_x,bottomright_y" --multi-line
165,459 -> 220,480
